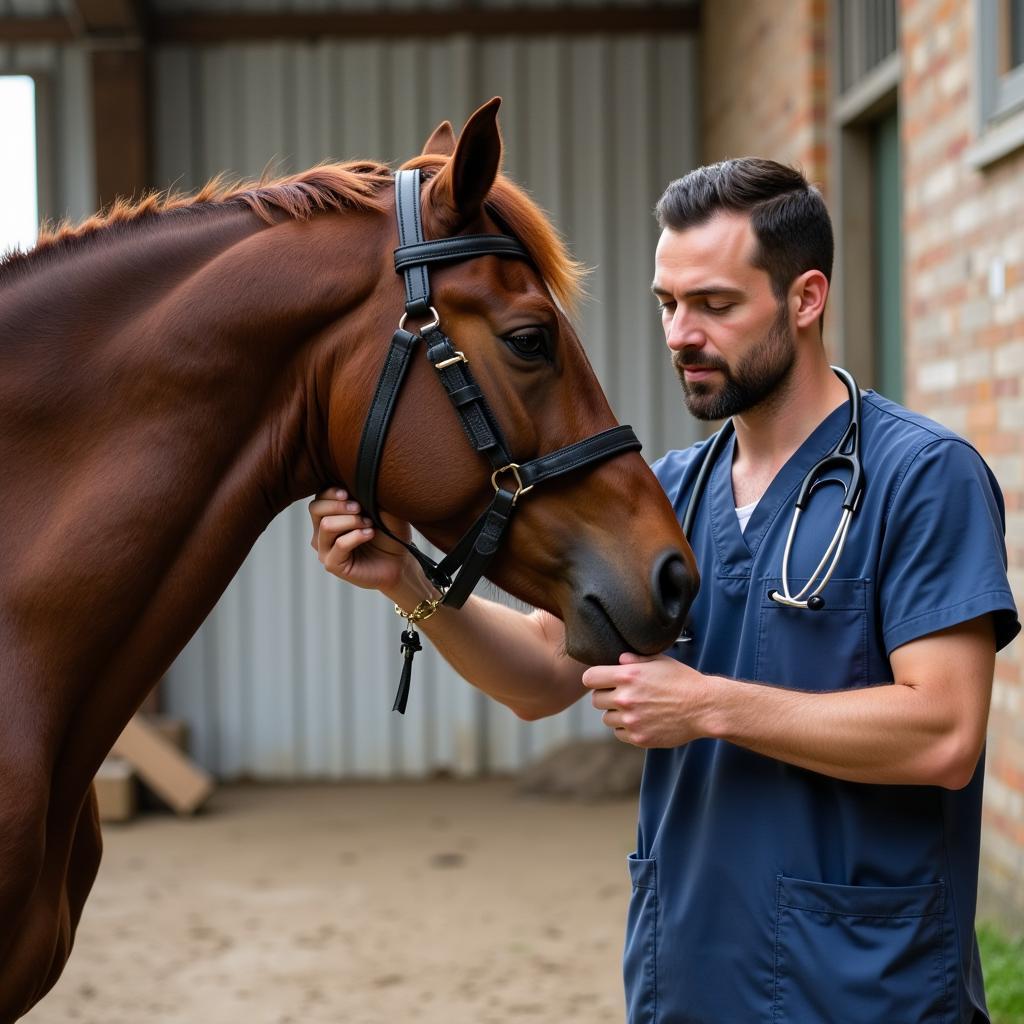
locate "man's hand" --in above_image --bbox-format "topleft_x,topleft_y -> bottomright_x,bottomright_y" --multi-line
308,487 -> 413,593
582,653 -> 714,748
583,617 -> 997,787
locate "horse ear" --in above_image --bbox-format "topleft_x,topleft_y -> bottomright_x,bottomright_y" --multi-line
422,121 -> 456,157
429,97 -> 503,230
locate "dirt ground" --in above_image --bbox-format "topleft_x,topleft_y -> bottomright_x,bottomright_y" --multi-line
23,780 -> 638,1024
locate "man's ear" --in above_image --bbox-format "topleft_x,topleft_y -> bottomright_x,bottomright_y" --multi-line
428,97 -> 503,232
421,121 -> 456,157
792,269 -> 829,331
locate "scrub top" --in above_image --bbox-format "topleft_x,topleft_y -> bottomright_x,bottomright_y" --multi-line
625,390 -> 1020,1024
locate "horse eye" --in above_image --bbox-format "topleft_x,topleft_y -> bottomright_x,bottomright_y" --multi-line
503,327 -> 551,362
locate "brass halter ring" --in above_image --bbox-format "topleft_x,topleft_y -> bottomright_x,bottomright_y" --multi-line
491,463 -> 534,506
398,306 -> 440,334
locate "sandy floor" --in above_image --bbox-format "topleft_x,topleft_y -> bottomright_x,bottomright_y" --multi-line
23,781 -> 638,1024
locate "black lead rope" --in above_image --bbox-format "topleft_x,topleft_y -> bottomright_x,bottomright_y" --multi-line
353,168 -> 642,713
395,628 -> 422,714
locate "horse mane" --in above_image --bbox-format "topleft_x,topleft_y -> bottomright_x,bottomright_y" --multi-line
2,157 -> 585,310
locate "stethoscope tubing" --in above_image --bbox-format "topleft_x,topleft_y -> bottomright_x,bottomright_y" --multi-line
678,365 -> 864,634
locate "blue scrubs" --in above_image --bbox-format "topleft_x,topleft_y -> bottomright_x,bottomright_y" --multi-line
626,390 -> 1020,1024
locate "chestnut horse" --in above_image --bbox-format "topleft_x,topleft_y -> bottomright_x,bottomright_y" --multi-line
0,98 -> 696,1020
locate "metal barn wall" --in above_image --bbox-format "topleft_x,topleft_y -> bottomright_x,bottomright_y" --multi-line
156,30 -> 700,779
4,15 -> 699,779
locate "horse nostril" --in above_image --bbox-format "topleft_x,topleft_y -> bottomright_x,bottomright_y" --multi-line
653,552 -> 693,624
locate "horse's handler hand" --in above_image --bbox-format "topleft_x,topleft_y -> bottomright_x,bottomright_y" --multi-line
309,487 -> 413,593
582,653 -> 715,749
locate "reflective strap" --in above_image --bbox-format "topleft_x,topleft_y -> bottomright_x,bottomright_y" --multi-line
395,169 -> 431,318
394,235 -> 529,271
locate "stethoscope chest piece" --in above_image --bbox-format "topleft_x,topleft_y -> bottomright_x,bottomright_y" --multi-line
767,589 -> 826,611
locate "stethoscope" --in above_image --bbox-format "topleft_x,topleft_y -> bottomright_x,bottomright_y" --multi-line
676,365 -> 864,642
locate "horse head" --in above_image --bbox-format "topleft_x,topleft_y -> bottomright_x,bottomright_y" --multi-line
327,99 -> 698,663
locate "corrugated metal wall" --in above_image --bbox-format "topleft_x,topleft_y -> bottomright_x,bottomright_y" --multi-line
157,30 -> 700,779
4,16 -> 700,778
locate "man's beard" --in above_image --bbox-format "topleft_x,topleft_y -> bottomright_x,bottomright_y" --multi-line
673,304 -> 796,421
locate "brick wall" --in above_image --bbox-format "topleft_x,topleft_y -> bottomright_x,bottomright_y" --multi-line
901,0 -> 1024,928
700,0 -> 1024,928
701,0 -> 830,193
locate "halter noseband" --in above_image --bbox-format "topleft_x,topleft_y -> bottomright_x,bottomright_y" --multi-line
353,169 -> 642,712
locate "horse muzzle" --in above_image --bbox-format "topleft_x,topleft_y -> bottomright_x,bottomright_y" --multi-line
562,547 -> 698,665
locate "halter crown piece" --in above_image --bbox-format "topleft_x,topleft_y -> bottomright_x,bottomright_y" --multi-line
353,169 -> 643,713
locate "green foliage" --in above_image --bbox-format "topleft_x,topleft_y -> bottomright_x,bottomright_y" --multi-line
979,922 -> 1024,1024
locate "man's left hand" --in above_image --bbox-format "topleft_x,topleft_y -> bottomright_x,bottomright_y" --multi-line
582,653 -> 714,748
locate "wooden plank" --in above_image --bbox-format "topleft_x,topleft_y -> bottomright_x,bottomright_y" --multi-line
112,715 -> 214,815
0,17 -> 75,42
153,5 -> 700,44
70,0 -> 140,34
91,46 -> 150,207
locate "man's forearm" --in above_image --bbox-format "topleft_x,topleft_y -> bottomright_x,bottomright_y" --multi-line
702,618 -> 994,789
384,566 -> 585,720
705,676 -> 971,788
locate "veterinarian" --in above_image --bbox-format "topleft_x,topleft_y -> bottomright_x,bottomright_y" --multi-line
310,158 -> 1019,1023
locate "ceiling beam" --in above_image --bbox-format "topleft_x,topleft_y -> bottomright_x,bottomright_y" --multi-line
153,5 -> 699,43
0,4 -> 698,46
0,17 -> 75,42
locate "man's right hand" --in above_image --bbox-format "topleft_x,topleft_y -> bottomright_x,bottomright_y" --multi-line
309,490 -> 583,721
309,488 -> 415,594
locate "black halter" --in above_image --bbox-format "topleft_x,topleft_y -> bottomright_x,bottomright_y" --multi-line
353,169 -> 642,712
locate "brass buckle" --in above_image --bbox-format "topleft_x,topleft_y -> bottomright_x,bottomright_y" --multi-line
491,463 -> 533,506
434,351 -> 468,370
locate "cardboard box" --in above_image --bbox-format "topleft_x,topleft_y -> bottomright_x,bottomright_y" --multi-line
94,757 -> 137,822
112,715 -> 214,815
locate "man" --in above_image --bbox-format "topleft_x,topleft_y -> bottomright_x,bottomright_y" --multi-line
310,159 -> 1019,1022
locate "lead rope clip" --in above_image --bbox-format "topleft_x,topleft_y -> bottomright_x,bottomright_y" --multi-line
392,593 -> 444,714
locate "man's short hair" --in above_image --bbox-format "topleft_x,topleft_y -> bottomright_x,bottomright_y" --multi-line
655,159 -> 834,304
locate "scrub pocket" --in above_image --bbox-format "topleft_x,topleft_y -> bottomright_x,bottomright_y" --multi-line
772,874 -> 948,1024
756,578 -> 869,690
624,855 -> 658,1024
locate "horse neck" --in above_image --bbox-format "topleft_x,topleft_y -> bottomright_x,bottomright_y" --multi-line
0,204 -> 391,727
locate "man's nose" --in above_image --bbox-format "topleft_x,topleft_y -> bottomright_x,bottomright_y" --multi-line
666,310 -> 705,352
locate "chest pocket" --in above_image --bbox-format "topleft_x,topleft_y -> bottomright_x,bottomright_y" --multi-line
755,578 -> 869,690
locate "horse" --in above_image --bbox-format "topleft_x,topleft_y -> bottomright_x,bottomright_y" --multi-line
0,97 -> 697,1020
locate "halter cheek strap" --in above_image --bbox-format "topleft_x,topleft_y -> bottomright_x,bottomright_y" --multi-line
353,168 -> 642,713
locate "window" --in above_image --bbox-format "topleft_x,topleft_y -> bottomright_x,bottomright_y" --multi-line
978,0 -> 1024,124
0,75 -> 39,255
